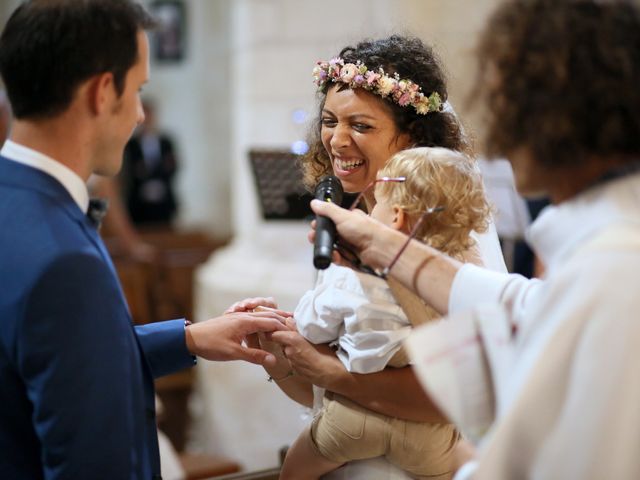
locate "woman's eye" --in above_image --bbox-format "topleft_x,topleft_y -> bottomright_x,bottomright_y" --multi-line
321,118 -> 337,128
353,123 -> 371,132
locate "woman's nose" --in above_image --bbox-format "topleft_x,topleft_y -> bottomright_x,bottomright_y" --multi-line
330,124 -> 351,150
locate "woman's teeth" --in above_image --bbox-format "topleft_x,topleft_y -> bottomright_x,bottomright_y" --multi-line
336,158 -> 364,170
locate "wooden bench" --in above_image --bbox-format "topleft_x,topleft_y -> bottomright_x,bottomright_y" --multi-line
179,453 -> 242,479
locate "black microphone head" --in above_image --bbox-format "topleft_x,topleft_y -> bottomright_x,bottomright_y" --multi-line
313,175 -> 343,270
314,175 -> 343,205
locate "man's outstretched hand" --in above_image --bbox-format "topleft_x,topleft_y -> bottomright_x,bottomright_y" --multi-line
185,311 -> 289,367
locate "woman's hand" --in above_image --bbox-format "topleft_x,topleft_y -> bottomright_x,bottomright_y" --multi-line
269,326 -> 347,390
224,296 -> 292,317
253,317 -> 315,408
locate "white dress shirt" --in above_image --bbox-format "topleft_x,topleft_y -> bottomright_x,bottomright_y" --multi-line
452,171 -> 640,479
1,140 -> 89,213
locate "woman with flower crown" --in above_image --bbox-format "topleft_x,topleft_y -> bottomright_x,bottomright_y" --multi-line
227,35 -> 506,479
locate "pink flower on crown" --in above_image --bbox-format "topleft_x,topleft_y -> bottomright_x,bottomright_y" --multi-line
398,92 -> 412,106
340,63 -> 358,83
365,71 -> 381,85
312,64 -> 328,86
326,58 -> 343,80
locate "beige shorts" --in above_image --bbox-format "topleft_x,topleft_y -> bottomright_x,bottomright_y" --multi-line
310,394 -> 459,479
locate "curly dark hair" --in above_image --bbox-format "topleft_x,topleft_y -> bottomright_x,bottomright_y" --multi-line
475,0 -> 640,168
300,35 -> 471,190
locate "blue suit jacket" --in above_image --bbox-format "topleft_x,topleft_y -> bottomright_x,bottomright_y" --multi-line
0,157 -> 195,479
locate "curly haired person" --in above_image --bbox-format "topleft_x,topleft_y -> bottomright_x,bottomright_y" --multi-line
228,34 -> 506,480
282,147 -> 490,480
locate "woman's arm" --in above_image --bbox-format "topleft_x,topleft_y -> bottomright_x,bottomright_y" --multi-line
226,298 -> 314,407
250,332 -> 314,408
330,364 -> 447,423
232,298 -> 445,421
270,329 -> 447,423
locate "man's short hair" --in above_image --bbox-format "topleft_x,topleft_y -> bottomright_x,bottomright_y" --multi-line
0,0 -> 155,120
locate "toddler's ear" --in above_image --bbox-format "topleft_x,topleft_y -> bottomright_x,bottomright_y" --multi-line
391,206 -> 407,232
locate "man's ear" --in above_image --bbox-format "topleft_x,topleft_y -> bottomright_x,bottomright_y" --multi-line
87,72 -> 116,115
391,205 -> 407,231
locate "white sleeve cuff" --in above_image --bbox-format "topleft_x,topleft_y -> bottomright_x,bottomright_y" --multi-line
449,263 -> 512,315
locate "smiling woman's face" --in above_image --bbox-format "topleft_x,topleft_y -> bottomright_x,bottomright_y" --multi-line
320,86 -> 411,193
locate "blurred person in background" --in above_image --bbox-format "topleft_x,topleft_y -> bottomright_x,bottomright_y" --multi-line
122,98 -> 180,226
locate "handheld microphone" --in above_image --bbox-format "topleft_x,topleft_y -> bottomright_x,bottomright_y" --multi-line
313,175 -> 343,270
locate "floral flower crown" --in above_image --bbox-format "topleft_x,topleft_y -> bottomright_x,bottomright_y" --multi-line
312,57 -> 443,115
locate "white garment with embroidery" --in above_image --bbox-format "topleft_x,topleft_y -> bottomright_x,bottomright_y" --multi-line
451,172 -> 640,480
295,264 -> 410,374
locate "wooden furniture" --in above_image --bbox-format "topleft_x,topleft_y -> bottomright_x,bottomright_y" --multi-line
179,453 -> 242,480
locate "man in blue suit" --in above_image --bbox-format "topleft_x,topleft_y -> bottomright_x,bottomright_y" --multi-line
0,1 -> 288,478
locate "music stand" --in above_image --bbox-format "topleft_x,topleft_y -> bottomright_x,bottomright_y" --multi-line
249,149 -> 314,220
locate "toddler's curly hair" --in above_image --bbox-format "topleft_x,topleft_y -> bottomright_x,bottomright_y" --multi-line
377,147 -> 490,259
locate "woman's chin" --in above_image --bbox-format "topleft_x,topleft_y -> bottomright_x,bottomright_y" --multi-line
332,171 -> 368,194
338,180 -> 366,194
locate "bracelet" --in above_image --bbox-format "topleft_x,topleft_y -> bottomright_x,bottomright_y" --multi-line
267,370 -> 295,382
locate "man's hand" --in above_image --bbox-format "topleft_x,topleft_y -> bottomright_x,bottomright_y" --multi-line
185,311 -> 289,366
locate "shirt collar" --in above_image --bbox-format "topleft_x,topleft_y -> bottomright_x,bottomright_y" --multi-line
527,171 -> 640,272
1,139 -> 89,213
